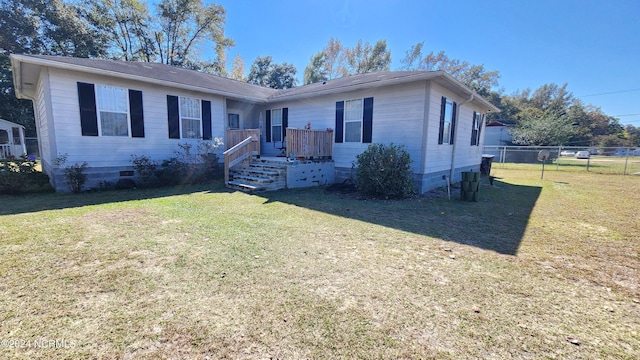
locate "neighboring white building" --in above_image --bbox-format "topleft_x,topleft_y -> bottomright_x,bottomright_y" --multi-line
0,118 -> 27,159
484,121 -> 512,146
11,54 -> 499,192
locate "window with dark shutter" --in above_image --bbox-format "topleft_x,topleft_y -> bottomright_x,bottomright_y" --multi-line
202,100 -> 212,140
282,107 -> 288,141
265,110 -> 271,142
471,112 -> 479,146
77,82 -> 98,136
363,97 -> 373,143
471,112 -> 484,146
439,97 -> 456,145
476,113 -> 484,146
335,101 -> 344,143
450,102 -> 457,145
129,90 -> 145,138
167,95 -> 180,139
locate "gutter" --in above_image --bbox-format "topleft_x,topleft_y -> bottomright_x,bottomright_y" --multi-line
449,93 -> 474,180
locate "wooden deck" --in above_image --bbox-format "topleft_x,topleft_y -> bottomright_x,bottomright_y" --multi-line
223,128 -> 334,190
286,128 -> 332,159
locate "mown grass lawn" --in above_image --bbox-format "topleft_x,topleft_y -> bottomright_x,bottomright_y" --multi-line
0,167 -> 638,359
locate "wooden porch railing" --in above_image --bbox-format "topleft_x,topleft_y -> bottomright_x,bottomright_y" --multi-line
223,135 -> 259,186
226,129 -> 260,156
286,128 -> 333,158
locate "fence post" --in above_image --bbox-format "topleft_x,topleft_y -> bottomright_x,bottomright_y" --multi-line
623,147 -> 630,175
556,145 -> 562,170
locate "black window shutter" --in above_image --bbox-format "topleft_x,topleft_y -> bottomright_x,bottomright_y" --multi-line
363,97 -> 374,143
167,95 -> 180,139
438,96 -> 446,144
202,100 -> 212,140
335,101 -> 344,143
265,110 -> 271,142
477,114 -> 484,146
282,107 -> 288,141
450,102 -> 457,145
471,111 -> 477,146
77,82 -> 98,136
129,89 -> 145,138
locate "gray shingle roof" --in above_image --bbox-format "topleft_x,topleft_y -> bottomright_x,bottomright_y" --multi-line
23,55 -> 278,102
268,71 -> 436,101
13,55 -> 499,112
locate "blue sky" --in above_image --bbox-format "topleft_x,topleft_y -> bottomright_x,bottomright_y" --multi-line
211,0 -> 639,126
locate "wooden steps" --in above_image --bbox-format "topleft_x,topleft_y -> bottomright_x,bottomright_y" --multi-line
227,159 -> 287,192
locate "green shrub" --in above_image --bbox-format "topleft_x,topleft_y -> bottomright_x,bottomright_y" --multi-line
63,162 -> 88,193
154,157 -> 188,186
149,139 -> 224,187
355,143 -> 414,199
0,155 -> 52,194
54,154 -> 88,193
131,155 -> 157,187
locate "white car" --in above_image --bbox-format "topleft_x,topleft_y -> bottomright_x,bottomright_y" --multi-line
560,150 -> 576,156
575,151 -> 590,159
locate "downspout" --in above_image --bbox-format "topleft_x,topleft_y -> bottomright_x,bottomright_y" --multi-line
449,93 -> 474,181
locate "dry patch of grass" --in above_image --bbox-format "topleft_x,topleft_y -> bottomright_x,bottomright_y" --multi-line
0,173 -> 638,359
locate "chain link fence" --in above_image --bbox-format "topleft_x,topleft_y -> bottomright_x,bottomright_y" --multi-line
483,146 -> 640,175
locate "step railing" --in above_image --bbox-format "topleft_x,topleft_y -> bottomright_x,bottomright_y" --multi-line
226,129 -> 260,156
286,128 -> 333,158
223,135 -> 259,186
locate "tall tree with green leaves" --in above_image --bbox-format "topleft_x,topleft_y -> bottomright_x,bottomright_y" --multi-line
229,54 -> 246,81
344,39 -> 391,74
509,108 -> 577,146
304,38 -> 390,83
82,0 -> 156,61
303,52 -> 328,84
0,0 -> 108,136
303,38 -> 346,84
623,125 -> 640,146
247,56 -> 297,89
401,41 -> 500,97
82,0 -> 235,72
154,0 -> 233,71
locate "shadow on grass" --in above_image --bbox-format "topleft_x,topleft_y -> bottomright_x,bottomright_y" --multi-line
0,181 -> 229,216
259,179 -> 542,256
1,178 -> 541,256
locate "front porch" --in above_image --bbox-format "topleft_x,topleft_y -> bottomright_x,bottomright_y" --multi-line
223,128 -> 335,191
0,120 -> 27,160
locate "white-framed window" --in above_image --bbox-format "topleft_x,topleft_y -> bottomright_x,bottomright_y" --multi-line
228,113 -> 240,129
96,85 -> 129,137
344,99 -> 363,142
271,108 -> 283,142
180,96 -> 201,139
471,111 -> 483,146
439,97 -> 456,145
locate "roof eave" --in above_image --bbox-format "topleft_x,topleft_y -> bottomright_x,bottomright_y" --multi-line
10,56 -> 27,100
269,71 -> 500,113
10,54 -> 270,103
435,72 -> 500,113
